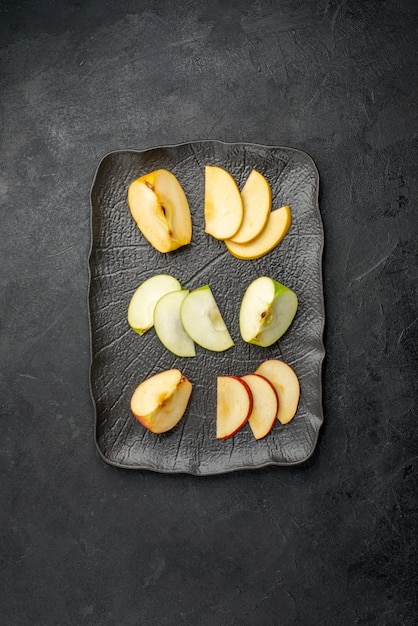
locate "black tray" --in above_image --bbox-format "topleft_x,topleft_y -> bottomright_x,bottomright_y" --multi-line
89,140 -> 325,474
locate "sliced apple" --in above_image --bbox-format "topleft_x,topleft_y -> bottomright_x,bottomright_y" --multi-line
130,369 -> 193,434
204,166 -> 243,239
239,276 -> 298,347
128,274 -> 181,335
180,285 -> 234,352
229,170 -> 271,244
128,169 -> 192,253
255,360 -> 300,424
225,205 -> 292,260
241,373 -> 279,440
216,376 -> 253,439
153,290 -> 196,357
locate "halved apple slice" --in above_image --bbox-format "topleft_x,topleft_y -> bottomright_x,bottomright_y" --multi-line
241,373 -> 279,440
180,286 -> 234,352
204,166 -> 243,239
239,276 -> 298,347
154,290 -> 196,357
225,205 -> 292,260
131,369 -> 193,434
128,169 -> 192,253
128,274 -> 182,335
255,360 -> 300,424
229,170 -> 271,244
216,376 -> 253,439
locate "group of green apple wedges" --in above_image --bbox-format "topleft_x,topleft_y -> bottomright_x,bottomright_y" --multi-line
126,166 -> 300,441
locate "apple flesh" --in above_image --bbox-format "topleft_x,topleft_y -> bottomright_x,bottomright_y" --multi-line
225,205 -> 292,260
239,276 -> 298,347
204,166 -> 243,240
181,285 -> 234,352
153,290 -> 196,357
130,369 -> 193,434
241,373 -> 279,440
216,376 -> 253,439
127,274 -> 181,335
229,170 -> 272,244
128,169 -> 192,253
255,360 -> 300,424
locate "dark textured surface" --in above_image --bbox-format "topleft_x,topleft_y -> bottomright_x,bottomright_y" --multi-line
1,0 -> 417,623
90,142 -> 324,472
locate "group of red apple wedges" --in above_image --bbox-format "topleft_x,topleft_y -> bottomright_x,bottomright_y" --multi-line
131,359 -> 299,441
126,165 -> 300,441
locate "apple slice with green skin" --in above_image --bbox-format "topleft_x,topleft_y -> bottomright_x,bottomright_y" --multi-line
130,369 -> 193,434
241,373 -> 279,440
128,274 -> 181,335
225,205 -> 292,260
204,166 -> 243,240
180,286 -> 234,352
255,360 -> 300,424
216,376 -> 253,439
229,170 -> 272,244
153,290 -> 196,357
239,276 -> 298,347
128,169 -> 192,253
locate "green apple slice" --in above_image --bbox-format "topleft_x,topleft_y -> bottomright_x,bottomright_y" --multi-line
180,285 -> 234,352
154,290 -> 196,357
239,276 -> 298,347
128,274 -> 181,335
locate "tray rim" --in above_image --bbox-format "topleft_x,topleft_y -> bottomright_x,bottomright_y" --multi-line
88,139 -> 325,475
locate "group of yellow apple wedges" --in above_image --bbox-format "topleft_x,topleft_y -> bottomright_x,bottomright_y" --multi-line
126,166 -> 300,441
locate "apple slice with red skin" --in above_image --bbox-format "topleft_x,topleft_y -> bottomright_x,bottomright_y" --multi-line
241,373 -> 279,440
130,369 -> 192,434
216,376 -> 253,439
255,360 -> 300,424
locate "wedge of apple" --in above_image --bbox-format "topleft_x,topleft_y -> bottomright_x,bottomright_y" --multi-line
239,276 -> 298,347
128,274 -> 182,335
225,205 -> 292,260
153,290 -> 196,357
255,360 -> 300,424
130,369 -> 193,434
241,373 -> 279,440
216,376 -> 253,439
204,166 -> 243,240
229,170 -> 272,244
180,285 -> 234,352
128,169 -> 192,253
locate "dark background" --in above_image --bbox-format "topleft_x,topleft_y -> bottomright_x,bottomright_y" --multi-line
1,1 -> 416,624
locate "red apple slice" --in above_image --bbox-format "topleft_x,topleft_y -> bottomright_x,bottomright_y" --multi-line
130,369 -> 192,434
241,373 -> 279,440
216,376 -> 253,439
255,360 -> 300,424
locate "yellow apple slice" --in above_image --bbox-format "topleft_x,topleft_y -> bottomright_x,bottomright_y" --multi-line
216,376 -> 253,439
255,360 -> 300,424
241,373 -> 279,440
204,166 -> 243,240
130,369 -> 192,434
128,169 -> 192,253
225,205 -> 292,260
229,170 -> 271,244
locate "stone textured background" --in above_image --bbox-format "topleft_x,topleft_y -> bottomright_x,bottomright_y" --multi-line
0,1 -> 416,624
